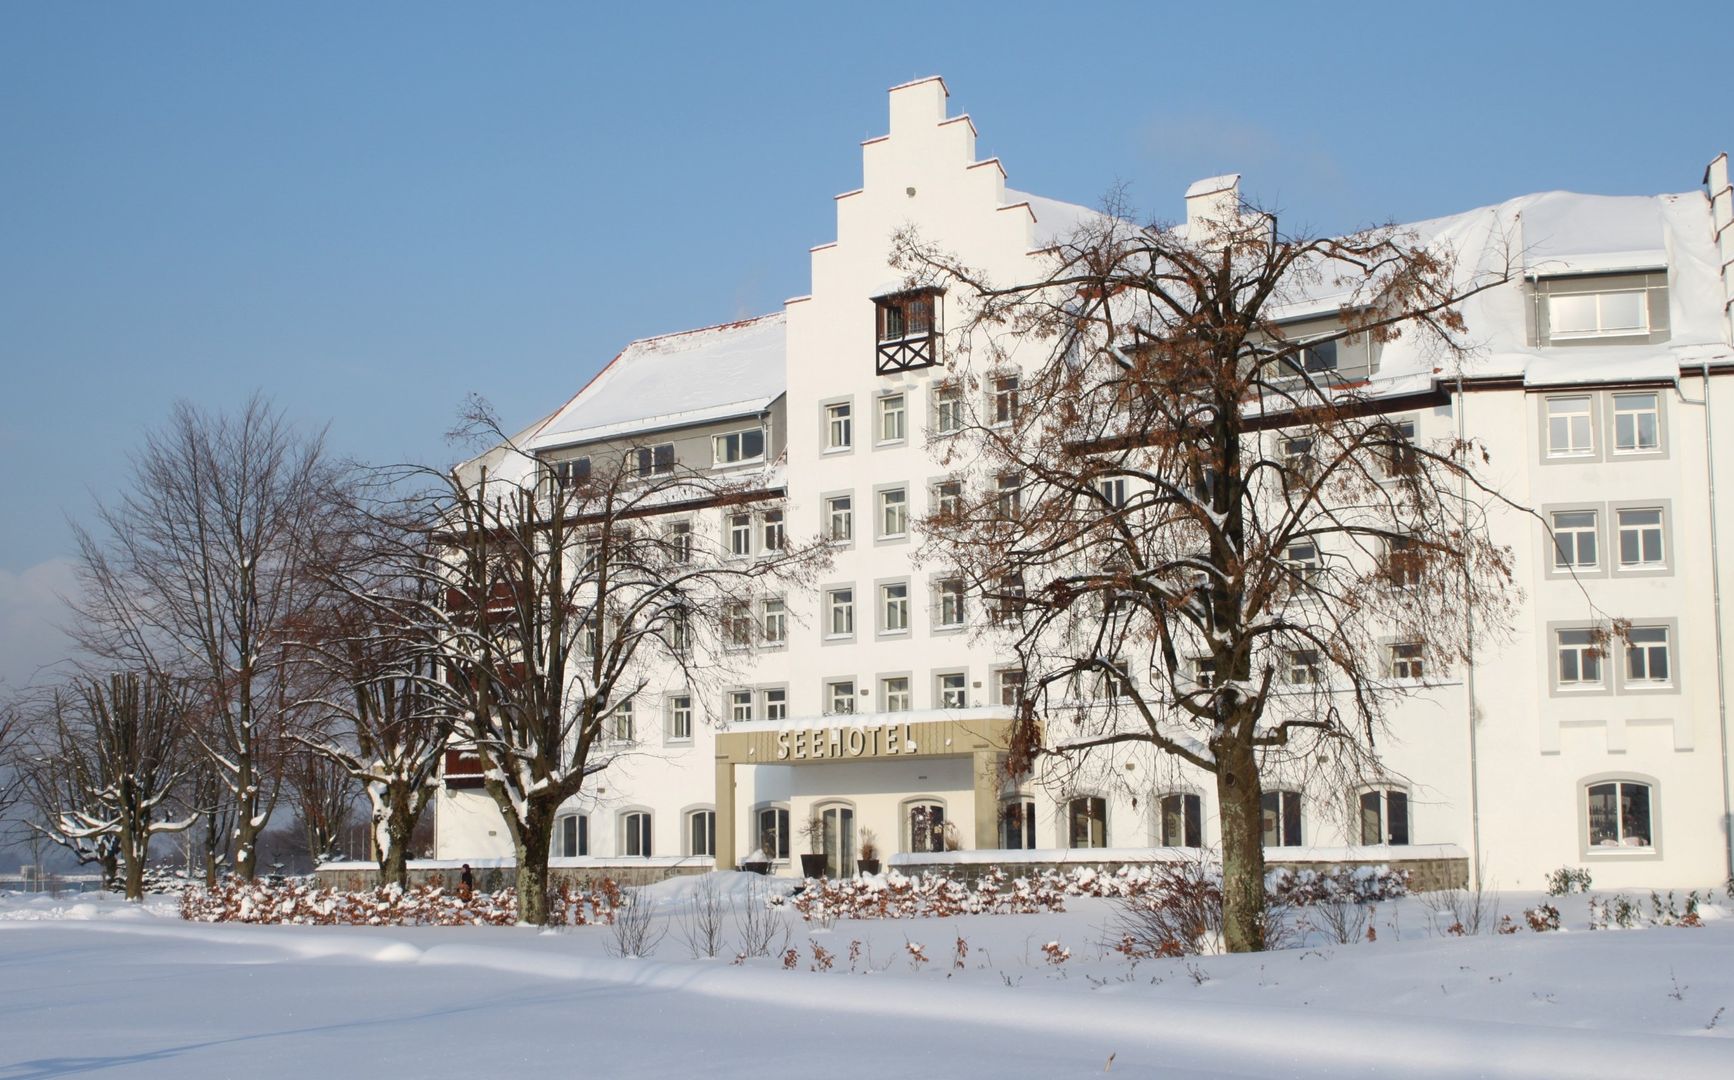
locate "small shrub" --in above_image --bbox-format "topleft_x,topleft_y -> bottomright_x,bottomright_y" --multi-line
1544,867 -> 1593,896
1524,904 -> 1561,932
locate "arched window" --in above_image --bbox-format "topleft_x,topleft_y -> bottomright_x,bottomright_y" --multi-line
687,809 -> 716,857
904,800 -> 947,853
755,805 -> 790,861
1261,790 -> 1302,848
1157,792 -> 1203,848
1357,787 -> 1410,846
1000,796 -> 1037,850
553,814 -> 588,858
622,811 -> 653,858
813,802 -> 856,878
1067,796 -> 1107,849
1585,779 -> 1654,850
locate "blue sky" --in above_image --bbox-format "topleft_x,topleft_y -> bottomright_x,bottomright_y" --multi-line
0,1 -> 1727,687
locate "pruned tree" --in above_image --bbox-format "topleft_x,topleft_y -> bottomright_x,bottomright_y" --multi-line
896,191 -> 1519,952
406,403 -> 827,924
69,395 -> 346,880
21,673 -> 198,899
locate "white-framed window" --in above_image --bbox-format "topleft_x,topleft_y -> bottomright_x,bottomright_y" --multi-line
1280,434 -> 1316,486
879,487 -> 908,538
1093,660 -> 1131,701
1286,648 -> 1322,685
933,479 -> 963,519
1358,788 -> 1410,845
1546,396 -> 1594,458
906,801 -> 946,852
554,814 -> 588,858
603,701 -> 634,745
761,509 -> 784,552
1612,392 -> 1660,454
825,402 -> 853,451
668,694 -> 693,741
668,610 -> 692,657
934,577 -> 965,628
991,373 -> 1020,426
580,614 -> 600,659
756,806 -> 791,861
934,383 -> 964,434
936,671 -> 968,709
825,495 -> 853,543
1586,780 -> 1652,849
1625,626 -> 1671,685
995,667 -> 1025,707
1384,535 -> 1422,588
995,472 -> 1022,518
1616,507 -> 1665,568
1067,796 -> 1107,848
635,443 -> 675,477
880,582 -> 909,634
713,427 -> 765,466
1550,291 -> 1648,338
1380,417 -> 1419,478
825,679 -> 856,716
622,811 -> 652,858
1000,796 -> 1037,849
1158,792 -> 1203,848
1551,509 -> 1598,569
664,520 -> 693,564
723,600 -> 754,650
762,687 -> 787,722
549,456 -> 591,491
878,394 -> 906,444
1556,627 -> 1604,687
1261,790 -> 1302,847
729,689 -> 754,724
761,597 -> 787,646
1388,641 -> 1425,681
1284,540 -> 1320,583
727,512 -> 753,557
688,810 -> 716,857
881,676 -> 912,713
1096,476 -> 1127,509
826,588 -> 855,638
1191,657 -> 1217,688
993,572 -> 1026,622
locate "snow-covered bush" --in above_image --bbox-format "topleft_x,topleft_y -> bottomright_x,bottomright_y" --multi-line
179,877 -> 620,926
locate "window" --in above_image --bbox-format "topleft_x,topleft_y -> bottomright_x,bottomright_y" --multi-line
933,480 -> 963,519
1625,626 -> 1671,685
991,374 -> 1020,425
1192,657 -> 1218,688
622,811 -> 652,858
826,588 -> 854,638
1093,660 -> 1131,701
1359,789 -> 1410,846
723,601 -> 754,650
937,672 -> 968,709
668,695 -> 693,741
1067,796 -> 1107,849
728,689 -> 754,724
727,513 -> 753,557
934,383 -> 964,434
1158,793 -> 1203,848
554,814 -> 588,858
688,810 -> 716,857
995,668 -> 1025,707
1096,476 -> 1128,509
1300,339 -> 1337,373
761,509 -> 784,552
825,402 -> 853,450
1550,291 -> 1647,338
1551,510 -> 1598,570
668,610 -> 692,656
907,802 -> 946,852
878,291 -> 935,341
1556,628 -> 1604,687
881,676 -> 911,713
713,427 -> 765,466
1286,649 -> 1322,685
550,457 -> 591,491
762,687 -> 788,722
756,806 -> 791,861
1616,507 -> 1665,568
1388,641 -> 1425,681
1284,541 -> 1320,583
761,598 -> 787,646
1001,797 -> 1037,849
995,472 -> 1022,518
1612,392 -> 1660,454
1546,397 -> 1594,458
580,614 -> 600,658
825,679 -> 856,715
826,495 -> 854,543
664,520 -> 693,564
635,443 -> 675,477
879,487 -> 908,538
993,573 -> 1026,622
934,577 -> 965,628
1380,417 -> 1418,477
1280,434 -> 1316,486
1261,790 -> 1302,847
880,582 -> 909,633
878,394 -> 906,443
1384,535 -> 1422,588
1586,781 -> 1652,849
604,701 -> 634,745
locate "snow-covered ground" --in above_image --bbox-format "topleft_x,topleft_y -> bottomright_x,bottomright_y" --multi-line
1,876 -> 1731,1078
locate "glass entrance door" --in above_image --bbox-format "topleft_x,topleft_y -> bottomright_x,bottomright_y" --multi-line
820,805 -> 855,878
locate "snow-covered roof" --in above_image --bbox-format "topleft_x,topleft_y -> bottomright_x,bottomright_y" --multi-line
1005,188 -> 1103,251
528,313 -> 786,451
1185,173 -> 1241,198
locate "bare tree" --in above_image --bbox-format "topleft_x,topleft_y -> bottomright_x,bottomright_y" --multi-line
283,750 -> 358,866
69,395 -> 344,880
0,703 -> 23,822
408,403 -> 826,924
896,192 -> 1518,952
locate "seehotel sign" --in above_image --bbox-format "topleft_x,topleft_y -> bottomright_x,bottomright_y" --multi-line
774,722 -> 917,761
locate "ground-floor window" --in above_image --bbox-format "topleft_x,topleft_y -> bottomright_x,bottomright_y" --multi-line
1000,797 -> 1036,849
1358,788 -> 1410,845
1158,792 -> 1202,848
906,801 -> 946,853
688,809 -> 716,857
1261,790 -> 1302,847
756,806 -> 790,860
554,814 -> 588,858
815,802 -> 856,877
1067,796 -> 1107,848
1587,780 -> 1653,850
623,811 -> 652,857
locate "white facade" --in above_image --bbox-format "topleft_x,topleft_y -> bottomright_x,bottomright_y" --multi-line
436,77 -> 1734,890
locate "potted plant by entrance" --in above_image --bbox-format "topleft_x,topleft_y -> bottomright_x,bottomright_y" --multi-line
856,829 -> 881,876
799,815 -> 828,879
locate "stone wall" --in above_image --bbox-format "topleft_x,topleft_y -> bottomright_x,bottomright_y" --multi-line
890,854 -> 1469,892
312,863 -> 712,891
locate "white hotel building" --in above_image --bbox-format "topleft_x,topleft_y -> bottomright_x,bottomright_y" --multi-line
434,77 -> 1734,891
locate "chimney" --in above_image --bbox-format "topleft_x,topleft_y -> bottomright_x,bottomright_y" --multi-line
1185,173 -> 1242,241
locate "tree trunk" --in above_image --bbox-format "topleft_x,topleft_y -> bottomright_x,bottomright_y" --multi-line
123,844 -> 145,901
514,805 -> 554,925
234,785 -> 260,881
1215,740 -> 1267,953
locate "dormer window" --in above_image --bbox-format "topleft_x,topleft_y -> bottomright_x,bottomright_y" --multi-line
874,288 -> 941,374
635,443 -> 675,477
1549,290 -> 1647,338
713,427 -> 765,467
548,457 -> 591,491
